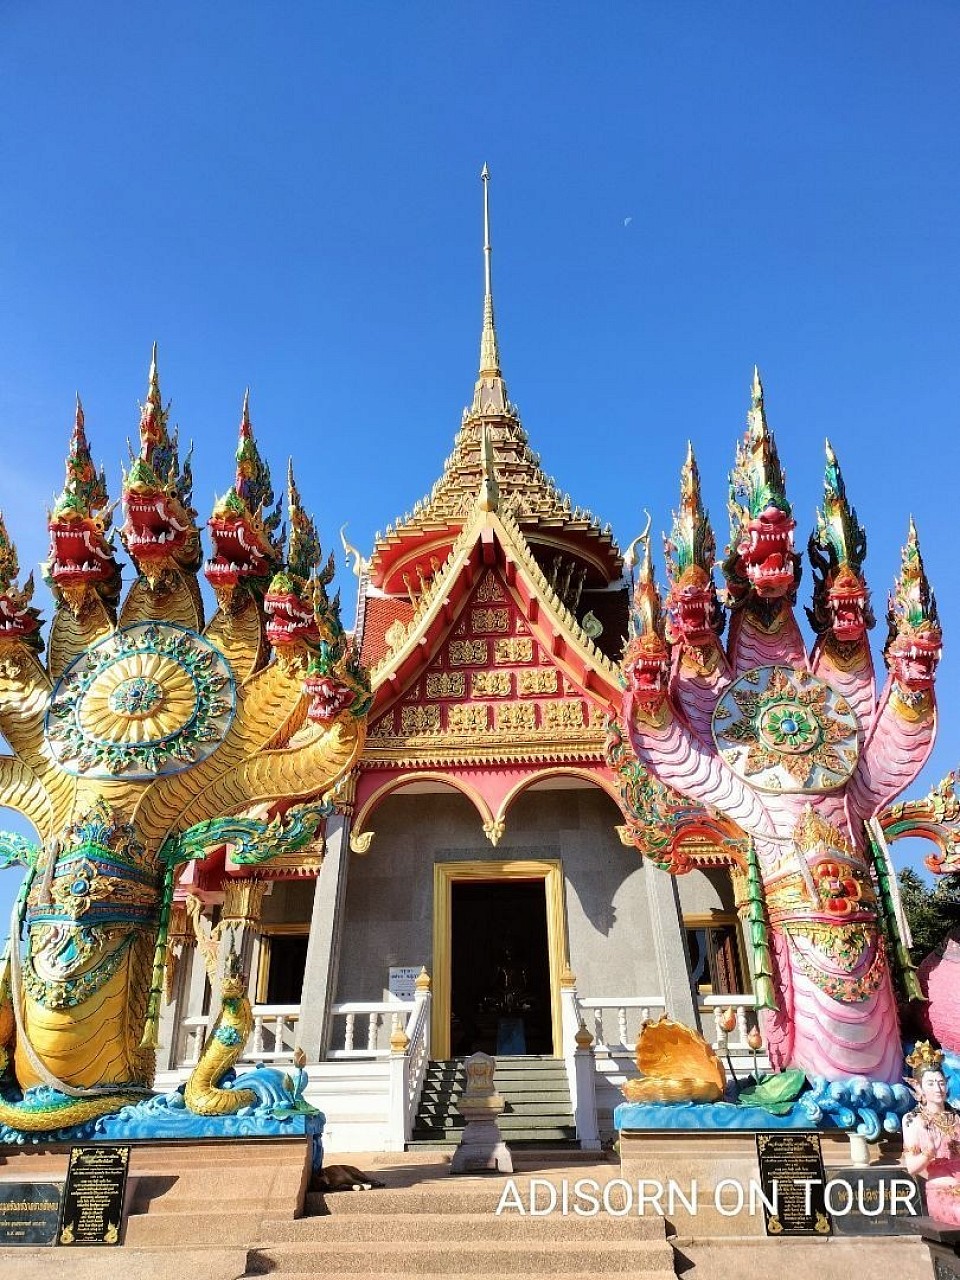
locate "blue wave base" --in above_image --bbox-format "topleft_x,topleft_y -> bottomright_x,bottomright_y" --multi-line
0,1065 -> 324,1170
616,1073 -> 916,1142
615,1100 -> 818,1132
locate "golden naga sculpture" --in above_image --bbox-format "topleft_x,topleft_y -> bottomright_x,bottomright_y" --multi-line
0,352 -> 370,1133
621,1016 -> 726,1104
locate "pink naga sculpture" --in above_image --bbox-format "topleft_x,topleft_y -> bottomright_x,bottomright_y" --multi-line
621,370 -> 942,1083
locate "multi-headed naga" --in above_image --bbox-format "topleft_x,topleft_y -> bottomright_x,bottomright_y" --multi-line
617,370 -> 945,1083
0,351 -> 370,1132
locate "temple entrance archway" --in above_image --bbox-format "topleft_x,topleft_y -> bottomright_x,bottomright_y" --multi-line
432,860 -> 568,1059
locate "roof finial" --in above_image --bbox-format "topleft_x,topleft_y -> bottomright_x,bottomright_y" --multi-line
478,163 -> 501,378
478,424 -> 499,512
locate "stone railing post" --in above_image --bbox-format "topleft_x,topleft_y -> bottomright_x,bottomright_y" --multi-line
559,965 -> 601,1151
385,1021 -> 411,1152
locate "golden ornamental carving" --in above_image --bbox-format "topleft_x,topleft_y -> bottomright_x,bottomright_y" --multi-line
400,705 -> 441,735
542,700 -> 585,731
588,704 -> 608,729
329,769 -> 358,813
449,639 -> 488,666
425,671 -> 465,699
350,830 -> 375,855
471,607 -> 509,634
414,966 -> 432,992
384,619 -> 407,651
221,878 -> 269,927
494,637 -> 533,664
368,714 -> 396,739
482,817 -> 506,846
518,668 -> 558,696
448,704 -> 490,734
496,703 -> 537,732
471,670 -> 511,698
475,571 -> 505,603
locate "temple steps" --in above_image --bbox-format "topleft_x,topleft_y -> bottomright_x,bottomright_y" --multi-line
409,1056 -> 577,1148
261,1211 -> 668,1241
244,1239 -> 676,1276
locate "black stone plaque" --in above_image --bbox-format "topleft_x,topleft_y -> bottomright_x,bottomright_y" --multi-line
57,1145 -> 130,1246
755,1131 -> 832,1236
825,1166 -> 923,1235
0,1181 -> 62,1245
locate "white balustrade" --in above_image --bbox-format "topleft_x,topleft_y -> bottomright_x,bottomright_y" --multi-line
699,993 -> 762,1054
174,1004 -> 300,1068
386,978 -> 432,1151
177,1015 -> 210,1067
576,996 -> 668,1054
328,999 -> 416,1059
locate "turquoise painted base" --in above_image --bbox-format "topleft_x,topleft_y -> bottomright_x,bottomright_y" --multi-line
0,1065 -> 323,1172
614,1100 -> 820,1131
615,1072 -> 916,1141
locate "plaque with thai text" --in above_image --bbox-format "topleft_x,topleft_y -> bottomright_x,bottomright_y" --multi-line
755,1131 -> 832,1236
825,1166 -> 922,1235
58,1145 -> 129,1246
0,1181 -> 61,1245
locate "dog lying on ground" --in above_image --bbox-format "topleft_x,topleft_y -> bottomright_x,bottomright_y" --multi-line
313,1163 -> 386,1192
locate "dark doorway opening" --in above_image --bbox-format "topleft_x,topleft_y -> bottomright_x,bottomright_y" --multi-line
450,879 -> 552,1056
263,934 -> 309,1005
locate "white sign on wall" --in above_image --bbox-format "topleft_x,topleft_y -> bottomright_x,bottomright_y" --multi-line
388,966 -> 421,1001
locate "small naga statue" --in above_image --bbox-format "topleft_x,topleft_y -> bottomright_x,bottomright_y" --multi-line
620,369 -> 942,1083
0,350 -> 370,1134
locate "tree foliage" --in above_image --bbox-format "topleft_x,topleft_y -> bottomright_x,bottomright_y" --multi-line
898,868 -> 960,961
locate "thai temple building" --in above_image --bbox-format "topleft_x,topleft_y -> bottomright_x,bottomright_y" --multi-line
155,173 -> 757,1151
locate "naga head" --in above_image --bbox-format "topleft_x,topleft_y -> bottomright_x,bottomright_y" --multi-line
724,368 -> 801,602
43,396 -> 122,616
265,462 -> 336,658
205,391 -> 283,607
884,518 -> 942,692
807,441 -> 873,644
0,514 -> 43,651
304,637 -> 372,726
664,443 -> 724,646
623,517 -> 670,711
120,345 -> 200,586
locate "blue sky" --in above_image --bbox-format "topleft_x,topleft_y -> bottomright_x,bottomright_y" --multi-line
1,3 -> 958,925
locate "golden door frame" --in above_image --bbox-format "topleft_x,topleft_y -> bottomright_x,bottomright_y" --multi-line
432,859 -> 569,1059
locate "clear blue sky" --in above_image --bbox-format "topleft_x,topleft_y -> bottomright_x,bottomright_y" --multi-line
1,4 -> 958,925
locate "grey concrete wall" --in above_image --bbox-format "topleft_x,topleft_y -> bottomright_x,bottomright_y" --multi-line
333,787 -> 661,1004
675,867 -> 737,917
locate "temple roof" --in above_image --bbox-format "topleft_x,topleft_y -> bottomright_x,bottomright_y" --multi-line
367,168 -> 623,597
366,495 -> 623,745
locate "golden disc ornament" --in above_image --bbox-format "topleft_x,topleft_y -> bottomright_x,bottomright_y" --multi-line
712,665 -> 859,794
45,622 -> 236,779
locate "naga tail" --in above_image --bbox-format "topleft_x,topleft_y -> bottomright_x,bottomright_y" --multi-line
0,1089 -> 146,1134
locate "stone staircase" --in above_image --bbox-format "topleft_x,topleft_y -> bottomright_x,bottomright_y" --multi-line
242,1162 -> 678,1278
410,1056 -> 577,1147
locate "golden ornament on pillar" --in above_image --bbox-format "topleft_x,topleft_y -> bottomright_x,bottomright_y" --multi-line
220,878 -> 269,927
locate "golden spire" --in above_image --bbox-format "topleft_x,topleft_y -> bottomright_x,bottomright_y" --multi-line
478,163 -> 501,378
478,424 -> 499,512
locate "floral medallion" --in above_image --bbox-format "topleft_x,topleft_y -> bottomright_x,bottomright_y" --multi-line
45,622 -> 236,779
712,665 -> 859,793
